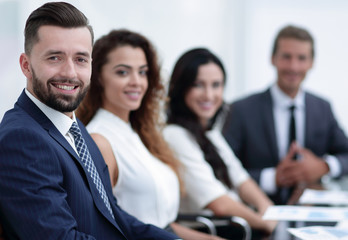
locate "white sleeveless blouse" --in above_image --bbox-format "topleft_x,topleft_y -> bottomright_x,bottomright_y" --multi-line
87,109 -> 179,228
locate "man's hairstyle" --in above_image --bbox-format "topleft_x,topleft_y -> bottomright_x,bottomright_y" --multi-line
24,1 -> 94,54
272,25 -> 315,58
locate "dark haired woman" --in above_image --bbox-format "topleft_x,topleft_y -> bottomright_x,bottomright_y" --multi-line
163,48 -> 277,235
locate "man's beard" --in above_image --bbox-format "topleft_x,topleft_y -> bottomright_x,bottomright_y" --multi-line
32,69 -> 89,113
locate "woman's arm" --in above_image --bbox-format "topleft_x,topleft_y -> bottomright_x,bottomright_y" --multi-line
206,194 -> 276,235
238,178 -> 274,215
90,133 -> 119,187
164,126 -> 277,235
170,222 -> 225,240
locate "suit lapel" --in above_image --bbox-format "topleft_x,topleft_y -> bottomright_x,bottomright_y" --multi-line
262,89 -> 279,164
16,91 -> 126,235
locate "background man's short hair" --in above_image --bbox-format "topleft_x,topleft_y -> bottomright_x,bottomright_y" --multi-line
272,25 -> 315,58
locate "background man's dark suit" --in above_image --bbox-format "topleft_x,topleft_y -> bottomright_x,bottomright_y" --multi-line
222,88 -> 348,204
0,91 -> 177,239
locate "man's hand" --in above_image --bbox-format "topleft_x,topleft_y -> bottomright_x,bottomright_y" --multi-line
276,142 -> 299,187
276,142 -> 329,187
296,147 -> 329,183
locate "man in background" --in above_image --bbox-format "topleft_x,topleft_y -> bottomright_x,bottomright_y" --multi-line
223,25 -> 348,204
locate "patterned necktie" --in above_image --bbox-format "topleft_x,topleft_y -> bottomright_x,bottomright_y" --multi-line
69,122 -> 114,219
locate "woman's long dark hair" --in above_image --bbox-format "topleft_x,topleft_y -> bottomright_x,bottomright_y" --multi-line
167,48 -> 232,188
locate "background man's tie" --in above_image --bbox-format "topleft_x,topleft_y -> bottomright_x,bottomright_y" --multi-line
69,122 -> 115,219
280,105 -> 298,204
289,105 -> 298,160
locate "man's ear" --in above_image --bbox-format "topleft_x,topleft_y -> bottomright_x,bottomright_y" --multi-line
19,53 -> 32,80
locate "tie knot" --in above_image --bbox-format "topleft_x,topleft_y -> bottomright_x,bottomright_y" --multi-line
289,105 -> 296,112
69,122 -> 81,138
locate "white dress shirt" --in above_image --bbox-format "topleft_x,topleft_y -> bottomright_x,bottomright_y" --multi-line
260,84 -> 341,194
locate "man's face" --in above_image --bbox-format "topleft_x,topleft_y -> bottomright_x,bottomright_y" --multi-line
20,25 -> 92,117
272,38 -> 313,98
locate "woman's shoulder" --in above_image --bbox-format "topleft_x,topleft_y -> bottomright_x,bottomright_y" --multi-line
87,109 -> 128,133
163,124 -> 200,152
163,124 -> 190,138
87,109 -> 108,128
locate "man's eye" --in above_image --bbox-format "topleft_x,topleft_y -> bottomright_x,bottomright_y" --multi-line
281,54 -> 291,60
77,57 -> 88,63
48,56 -> 59,61
298,56 -> 307,61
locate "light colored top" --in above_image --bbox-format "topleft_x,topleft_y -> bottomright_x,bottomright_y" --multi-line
25,89 -> 78,153
163,124 -> 249,214
87,108 -> 179,228
260,84 -> 341,194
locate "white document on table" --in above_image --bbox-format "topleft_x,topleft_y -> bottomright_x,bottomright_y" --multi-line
299,189 -> 348,205
263,206 -> 348,221
287,226 -> 348,240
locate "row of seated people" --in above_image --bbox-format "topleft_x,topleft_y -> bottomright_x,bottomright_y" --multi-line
2,2 -> 348,239
75,29 -> 276,239
76,22 -> 348,238
81,24 -> 348,239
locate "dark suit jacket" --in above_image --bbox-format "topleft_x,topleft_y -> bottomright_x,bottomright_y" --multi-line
222,88 -> 348,204
0,91 -> 178,240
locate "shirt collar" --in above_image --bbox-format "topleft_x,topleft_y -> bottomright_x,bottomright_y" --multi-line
270,83 -> 305,109
25,89 -> 76,136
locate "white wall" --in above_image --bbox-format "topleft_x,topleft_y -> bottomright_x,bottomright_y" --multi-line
1,0 -> 348,135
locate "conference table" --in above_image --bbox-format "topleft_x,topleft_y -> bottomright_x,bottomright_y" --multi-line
264,178 -> 347,240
